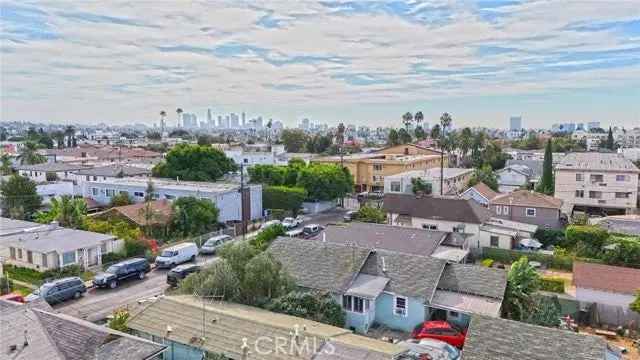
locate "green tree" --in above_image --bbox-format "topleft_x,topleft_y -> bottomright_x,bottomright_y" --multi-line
0,153 -> 12,175
0,174 -> 42,219
414,126 -> 426,140
297,164 -> 353,201
218,241 -> 260,283
179,259 -> 241,300
430,124 -> 441,141
242,252 -> 294,305
524,295 -> 561,327
280,129 -> 309,152
110,192 -> 132,207
398,128 -> 412,144
152,143 -> 237,181
631,290 -> 640,314
35,195 -> 87,229
18,141 -> 46,165
356,206 -> 386,223
306,134 -> 332,153
108,308 -> 130,332
401,112 -> 413,131
459,127 -> 473,164
387,128 -> 400,146
606,126 -> 615,150
411,178 -> 432,195
172,197 -> 220,236
502,257 -> 540,321
263,186 -> 307,214
147,131 -> 162,141
467,164 -> 499,192
250,224 -> 286,251
52,131 -> 65,149
38,134 -> 54,149
536,139 -> 554,195
414,111 -> 424,129
267,291 -> 346,327
601,237 -> 640,268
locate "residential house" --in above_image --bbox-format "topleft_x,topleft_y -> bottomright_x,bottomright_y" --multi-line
478,218 -> 538,250
383,193 -> 491,248
127,295 -> 406,360
460,182 -> 500,207
1,298 -> 166,360
15,162 -> 90,183
489,190 -> 564,229
96,199 -> 173,228
314,222 -> 471,263
0,218 -> 122,271
74,164 -> 151,182
383,168 -> 473,196
268,236 -> 506,334
555,152 -> 639,215
82,177 -> 262,223
44,144 -> 163,168
506,159 -> 543,184
313,144 -> 445,192
573,262 -> 640,310
590,214 -> 640,236
495,164 -> 532,193
222,143 -> 288,168
462,314 -> 619,360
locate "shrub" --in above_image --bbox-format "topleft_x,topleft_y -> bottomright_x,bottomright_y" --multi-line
263,186 -> 307,214
357,206 -> 386,224
267,291 -> 346,327
482,247 -> 573,271
601,236 -> 640,269
564,225 -> 608,255
42,265 -> 82,280
250,224 -> 286,252
3,264 -> 44,285
102,252 -> 127,265
108,308 -> 130,332
270,209 -> 287,221
0,277 -> 14,295
481,258 -> 494,267
534,228 -> 565,248
124,238 -> 149,257
110,192 -> 132,207
539,277 -> 566,293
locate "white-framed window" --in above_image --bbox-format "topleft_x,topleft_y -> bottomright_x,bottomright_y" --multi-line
615,192 -> 631,199
92,188 -> 98,196
590,174 -> 604,183
575,190 -> 584,198
42,253 -> 48,268
373,164 -> 383,171
503,206 -> 509,215
496,205 -> 502,215
453,224 -> 465,233
390,181 -> 401,192
575,173 -> 583,181
525,208 -> 537,217
589,191 -> 602,199
9,247 -> 16,260
134,192 -> 144,197
342,295 -> 369,314
17,249 -> 22,259
394,296 -> 408,317
490,235 -> 499,247
105,189 -> 115,197
61,251 -> 76,265
616,174 -> 628,182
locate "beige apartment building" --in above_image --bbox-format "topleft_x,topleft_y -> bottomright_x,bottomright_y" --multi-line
313,144 -> 446,192
555,152 -> 639,215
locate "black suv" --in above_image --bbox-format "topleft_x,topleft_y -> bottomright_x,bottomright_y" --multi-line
166,263 -> 201,287
93,258 -> 150,289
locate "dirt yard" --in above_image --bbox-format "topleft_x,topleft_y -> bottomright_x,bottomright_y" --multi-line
581,327 -> 639,360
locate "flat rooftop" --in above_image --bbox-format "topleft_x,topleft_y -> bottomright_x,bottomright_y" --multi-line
556,152 -> 639,172
85,177 -> 254,193
315,153 -> 440,163
386,168 -> 473,180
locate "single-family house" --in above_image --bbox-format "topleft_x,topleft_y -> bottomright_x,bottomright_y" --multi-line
478,218 -> 538,250
1,298 -> 166,360
267,237 -> 506,334
573,262 -> 640,310
495,164 -> 532,193
506,159 -> 543,184
312,222 -> 471,262
94,199 -> 173,227
14,162 -> 90,183
462,314 -> 620,360
489,190 -> 564,229
74,164 -> 151,182
127,295 -> 406,360
0,218 -> 122,271
460,181 -> 500,207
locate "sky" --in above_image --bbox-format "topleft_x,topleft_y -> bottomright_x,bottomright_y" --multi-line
1,1 -> 639,129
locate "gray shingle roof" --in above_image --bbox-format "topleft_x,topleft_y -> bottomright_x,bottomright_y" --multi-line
383,193 -> 491,224
463,315 -> 609,360
14,162 -> 91,172
74,164 -> 151,177
437,263 -> 507,300
506,159 -> 543,179
268,237 -> 372,293
360,250 -> 446,301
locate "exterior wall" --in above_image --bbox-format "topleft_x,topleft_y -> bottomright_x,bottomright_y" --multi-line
36,181 -> 76,205
576,287 -> 635,309
374,292 -> 426,332
497,170 -> 528,193
0,247 -> 58,271
490,204 -> 562,229
133,331 -> 198,360
384,170 -> 472,196
389,213 -> 481,247
478,230 -> 514,250
555,169 -> 638,212
83,181 -> 262,222
378,144 -> 441,156
460,189 -> 489,207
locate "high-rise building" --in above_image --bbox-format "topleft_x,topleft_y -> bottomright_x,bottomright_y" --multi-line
207,108 -> 212,123
300,118 -> 310,131
587,122 -> 601,130
230,113 -> 239,128
217,115 -> 222,128
509,116 -> 522,131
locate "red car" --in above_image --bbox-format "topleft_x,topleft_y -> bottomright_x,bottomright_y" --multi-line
411,321 -> 466,348
0,292 -> 26,303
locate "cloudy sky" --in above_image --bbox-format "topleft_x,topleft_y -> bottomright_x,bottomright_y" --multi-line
1,1 -> 639,128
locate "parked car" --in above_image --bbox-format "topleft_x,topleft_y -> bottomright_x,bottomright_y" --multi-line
343,210 -> 358,222
302,224 -> 322,238
285,228 -> 304,238
155,242 -> 198,268
167,264 -> 201,287
93,258 -> 150,289
260,220 -> 281,230
26,277 -> 86,304
200,235 -> 233,255
411,321 -> 467,349
398,339 -> 461,360
282,217 -> 302,229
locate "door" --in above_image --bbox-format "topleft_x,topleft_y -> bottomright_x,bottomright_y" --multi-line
432,308 -> 448,321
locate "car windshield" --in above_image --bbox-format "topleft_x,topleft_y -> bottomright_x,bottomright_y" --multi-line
106,265 -> 121,273
161,250 -> 176,257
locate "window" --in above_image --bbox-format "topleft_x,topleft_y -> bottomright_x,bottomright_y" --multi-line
42,254 -> 48,268
615,192 -> 631,199
342,295 -> 369,314
165,194 -> 175,200
490,236 -> 499,247
616,175 -> 628,182
453,224 -> 465,233
93,176 -> 98,181
575,173 -> 584,181
525,208 -> 537,217
62,251 -> 76,265
449,311 -> 459,318
390,181 -> 401,192
422,224 -> 437,230
105,189 -> 115,197
372,175 -> 384,182
496,205 -> 502,215
86,175 -> 90,181
590,174 -> 604,183
101,243 -> 107,254
17,249 -> 22,259
92,188 -> 98,196
589,191 -> 602,199
134,192 -> 144,197
9,247 -> 15,260
243,158 -> 248,163
503,206 -> 509,215
119,191 -> 129,196
394,296 -> 408,317
575,190 -> 584,198
373,164 -> 383,171
27,251 -> 33,264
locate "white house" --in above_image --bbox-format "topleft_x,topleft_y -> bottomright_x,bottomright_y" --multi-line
495,165 -> 532,193
15,162 -> 89,183
82,177 -> 263,223
573,262 -> 640,310
460,182 -> 501,207
384,168 -> 473,196
0,218 -> 122,271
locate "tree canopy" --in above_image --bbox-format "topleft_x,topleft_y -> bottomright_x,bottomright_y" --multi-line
535,139 -> 554,195
280,129 -> 309,152
152,143 -> 237,181
0,174 -> 42,219
35,195 -> 87,229
171,196 -> 220,236
262,186 -> 307,213
467,164 -> 499,191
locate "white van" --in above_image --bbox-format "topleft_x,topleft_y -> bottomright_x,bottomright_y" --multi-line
155,242 -> 198,268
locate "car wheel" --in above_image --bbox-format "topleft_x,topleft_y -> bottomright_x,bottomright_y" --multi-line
138,272 -> 145,280
74,291 -> 81,299
190,255 -> 196,262
109,280 -> 117,289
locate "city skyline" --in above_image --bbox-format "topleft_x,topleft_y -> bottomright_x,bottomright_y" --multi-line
1,1 -> 639,128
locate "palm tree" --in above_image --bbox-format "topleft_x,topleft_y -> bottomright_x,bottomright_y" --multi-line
430,124 -> 441,141
414,111 -> 424,127
160,110 -> 167,133
439,112 -> 453,195
36,195 -> 87,229
52,130 -> 65,149
401,112 -> 413,132
459,127 -> 473,165
64,126 -> 75,148
176,108 -> 183,128
266,119 -> 273,146
18,141 -> 46,165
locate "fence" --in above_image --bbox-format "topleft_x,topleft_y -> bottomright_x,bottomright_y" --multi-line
589,302 -> 640,329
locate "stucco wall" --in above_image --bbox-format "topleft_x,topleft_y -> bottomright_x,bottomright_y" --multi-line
555,169 -> 638,211
490,204 -> 562,229
374,293 -> 425,332
478,230 -> 513,249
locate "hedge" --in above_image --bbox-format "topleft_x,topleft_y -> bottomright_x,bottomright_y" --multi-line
482,247 -> 573,271
3,264 -> 83,286
540,276 -> 566,293
263,186 -> 307,213
564,225 -> 608,250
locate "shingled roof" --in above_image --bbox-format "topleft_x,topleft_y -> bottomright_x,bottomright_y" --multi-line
491,190 -> 562,209
463,314 -> 609,360
573,262 -> 640,295
437,263 -> 507,300
383,193 -> 491,224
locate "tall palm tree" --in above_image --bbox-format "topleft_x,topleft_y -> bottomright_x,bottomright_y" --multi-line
64,125 -> 75,148
459,127 -> 473,165
18,141 -> 46,165
52,130 -> 65,149
439,112 -> 453,195
414,111 -> 424,128
176,108 -> 183,128
401,112 -> 413,132
266,119 -> 273,146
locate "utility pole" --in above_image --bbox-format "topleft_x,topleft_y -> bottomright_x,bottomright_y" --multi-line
240,162 -> 246,240
440,134 -> 444,196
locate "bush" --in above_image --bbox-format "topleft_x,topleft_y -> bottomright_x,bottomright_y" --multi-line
539,277 -> 566,293
481,258 -> 494,267
250,224 -> 286,252
110,192 -> 132,207
565,225 -> 609,257
102,252 -> 127,265
357,206 -> 386,224
267,291 -> 346,327
534,228 -> 565,248
482,247 -> 573,271
3,264 -> 44,285
263,186 -> 307,214
42,265 -> 82,280
601,236 -> 640,269
124,238 -> 149,257
269,209 -> 287,221
0,277 -> 14,295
